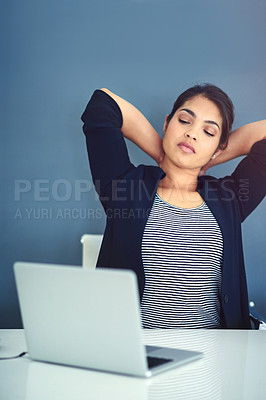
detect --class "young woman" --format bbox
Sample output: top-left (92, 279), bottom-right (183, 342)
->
top-left (81, 85), bottom-right (266, 329)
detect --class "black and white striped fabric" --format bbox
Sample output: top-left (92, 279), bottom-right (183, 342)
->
top-left (140, 194), bottom-right (224, 329)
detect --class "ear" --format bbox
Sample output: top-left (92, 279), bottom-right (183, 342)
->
top-left (212, 148), bottom-right (222, 160)
top-left (163, 115), bottom-right (169, 135)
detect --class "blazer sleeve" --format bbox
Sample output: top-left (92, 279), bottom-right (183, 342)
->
top-left (81, 90), bottom-right (134, 207)
top-left (223, 139), bottom-right (266, 222)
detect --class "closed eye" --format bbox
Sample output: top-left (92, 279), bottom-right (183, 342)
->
top-left (204, 130), bottom-right (215, 137)
top-left (179, 118), bottom-right (215, 137)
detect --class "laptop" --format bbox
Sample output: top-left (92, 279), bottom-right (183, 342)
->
top-left (14, 262), bottom-right (202, 377)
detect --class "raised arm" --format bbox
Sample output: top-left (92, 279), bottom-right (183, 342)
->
top-left (101, 89), bottom-right (164, 165)
top-left (202, 119), bottom-right (266, 221)
top-left (202, 119), bottom-right (266, 173)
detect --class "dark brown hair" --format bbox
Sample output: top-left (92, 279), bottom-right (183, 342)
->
top-left (167, 83), bottom-right (234, 149)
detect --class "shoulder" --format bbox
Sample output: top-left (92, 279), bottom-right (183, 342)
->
top-left (119, 164), bottom-right (165, 185)
top-left (134, 164), bottom-right (165, 180)
top-left (198, 140), bottom-right (266, 221)
top-left (250, 138), bottom-right (266, 156)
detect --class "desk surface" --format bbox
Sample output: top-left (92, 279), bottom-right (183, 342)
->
top-left (0, 329), bottom-right (265, 400)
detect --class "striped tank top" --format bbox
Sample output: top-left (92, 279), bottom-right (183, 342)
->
top-left (140, 194), bottom-right (224, 328)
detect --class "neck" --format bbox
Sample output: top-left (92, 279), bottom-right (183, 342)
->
top-left (160, 158), bottom-right (200, 192)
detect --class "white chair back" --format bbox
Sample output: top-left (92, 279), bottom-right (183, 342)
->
top-left (80, 234), bottom-right (103, 268)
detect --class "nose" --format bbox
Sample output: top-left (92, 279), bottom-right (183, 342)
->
top-left (185, 131), bottom-right (197, 141)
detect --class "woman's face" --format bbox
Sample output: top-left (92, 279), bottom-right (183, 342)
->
top-left (162, 95), bottom-right (223, 171)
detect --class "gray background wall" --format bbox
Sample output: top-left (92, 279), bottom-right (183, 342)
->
top-left (2, 0), bottom-right (266, 328)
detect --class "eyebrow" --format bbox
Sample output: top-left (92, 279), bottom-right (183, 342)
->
top-left (180, 108), bottom-right (220, 130)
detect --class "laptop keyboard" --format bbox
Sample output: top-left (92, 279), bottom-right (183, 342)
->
top-left (147, 356), bottom-right (173, 369)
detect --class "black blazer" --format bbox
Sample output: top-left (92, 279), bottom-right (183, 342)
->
top-left (82, 90), bottom-right (266, 329)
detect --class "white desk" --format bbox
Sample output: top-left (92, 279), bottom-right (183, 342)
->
top-left (0, 329), bottom-right (265, 400)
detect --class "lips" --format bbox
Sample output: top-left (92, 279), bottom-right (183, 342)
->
top-left (177, 142), bottom-right (195, 154)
